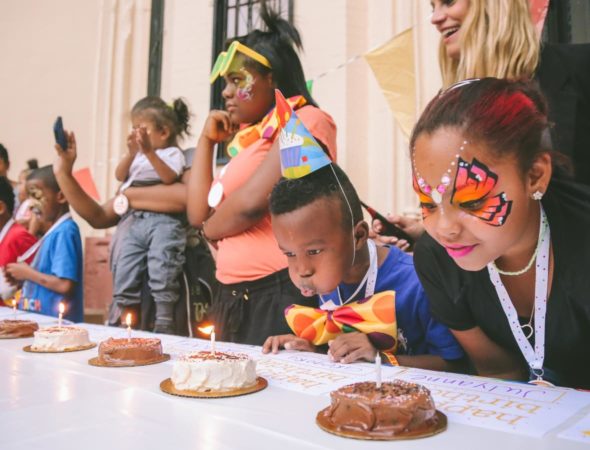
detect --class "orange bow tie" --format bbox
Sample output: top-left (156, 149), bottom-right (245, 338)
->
top-left (285, 291), bottom-right (398, 352)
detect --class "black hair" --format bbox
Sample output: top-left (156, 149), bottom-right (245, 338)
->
top-left (26, 159), bottom-right (39, 171)
top-left (0, 176), bottom-right (14, 214)
top-left (27, 165), bottom-right (60, 193)
top-left (131, 96), bottom-right (191, 146)
top-left (233, 0), bottom-right (318, 107)
top-left (269, 164), bottom-right (363, 231)
top-left (21, 159), bottom-right (39, 178)
top-left (0, 143), bottom-right (9, 167)
top-left (411, 77), bottom-right (572, 177)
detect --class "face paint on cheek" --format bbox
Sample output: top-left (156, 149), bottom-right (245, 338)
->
top-left (236, 68), bottom-right (255, 101)
top-left (28, 186), bottom-right (46, 205)
top-left (450, 157), bottom-right (513, 226)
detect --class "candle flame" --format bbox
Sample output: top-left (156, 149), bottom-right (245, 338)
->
top-left (198, 325), bottom-right (214, 336)
top-left (126, 313), bottom-right (132, 327)
top-left (58, 302), bottom-right (65, 314)
top-left (12, 299), bottom-right (17, 308)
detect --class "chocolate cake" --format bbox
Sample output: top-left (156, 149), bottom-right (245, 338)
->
top-left (97, 337), bottom-right (163, 366)
top-left (319, 380), bottom-right (439, 437)
top-left (0, 319), bottom-right (39, 338)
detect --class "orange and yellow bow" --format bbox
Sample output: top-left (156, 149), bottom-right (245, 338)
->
top-left (284, 291), bottom-right (398, 352)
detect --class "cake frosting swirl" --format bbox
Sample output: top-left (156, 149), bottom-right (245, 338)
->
top-left (171, 351), bottom-right (257, 391)
top-left (31, 326), bottom-right (91, 351)
top-left (98, 337), bottom-right (163, 365)
top-left (320, 380), bottom-right (437, 436)
top-left (0, 319), bottom-right (39, 338)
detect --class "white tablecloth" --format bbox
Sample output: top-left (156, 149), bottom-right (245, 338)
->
top-left (1, 309), bottom-right (589, 450)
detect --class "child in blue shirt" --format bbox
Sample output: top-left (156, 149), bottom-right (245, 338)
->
top-left (5, 165), bottom-right (83, 322)
top-left (262, 163), bottom-right (465, 371)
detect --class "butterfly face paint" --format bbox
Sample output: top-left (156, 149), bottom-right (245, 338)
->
top-left (235, 67), bottom-right (255, 101)
top-left (451, 157), bottom-right (513, 226)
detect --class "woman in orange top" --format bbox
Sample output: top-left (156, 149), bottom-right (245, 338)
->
top-left (188, 5), bottom-right (337, 345)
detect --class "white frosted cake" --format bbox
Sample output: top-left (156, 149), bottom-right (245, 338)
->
top-left (31, 326), bottom-right (91, 351)
top-left (171, 351), bottom-right (257, 391)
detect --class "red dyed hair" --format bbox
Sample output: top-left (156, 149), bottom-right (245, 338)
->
top-left (410, 78), bottom-right (554, 174)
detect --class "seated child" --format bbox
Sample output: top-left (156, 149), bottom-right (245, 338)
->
top-left (5, 166), bottom-right (83, 321)
top-left (262, 163), bottom-right (465, 371)
top-left (108, 96), bottom-right (189, 334)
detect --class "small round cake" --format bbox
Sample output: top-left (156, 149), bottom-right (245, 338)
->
top-left (318, 380), bottom-right (439, 438)
top-left (0, 319), bottom-right (39, 338)
top-left (31, 326), bottom-right (91, 351)
top-left (98, 337), bottom-right (163, 366)
top-left (171, 351), bottom-right (257, 392)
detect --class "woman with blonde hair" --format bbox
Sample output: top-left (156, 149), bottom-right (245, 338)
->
top-left (435, 0), bottom-right (539, 88)
top-left (431, 0), bottom-right (590, 185)
top-left (374, 0), bottom-right (590, 244)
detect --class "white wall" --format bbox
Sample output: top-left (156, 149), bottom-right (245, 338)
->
top-left (1, 0), bottom-right (443, 240)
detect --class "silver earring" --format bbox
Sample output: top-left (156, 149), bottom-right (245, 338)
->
top-left (532, 191), bottom-right (544, 201)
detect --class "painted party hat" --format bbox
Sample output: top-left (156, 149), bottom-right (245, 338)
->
top-left (275, 89), bottom-right (331, 179)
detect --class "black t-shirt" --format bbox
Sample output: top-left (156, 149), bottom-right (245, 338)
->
top-left (414, 177), bottom-right (590, 389)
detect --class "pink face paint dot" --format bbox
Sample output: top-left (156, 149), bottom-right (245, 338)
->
top-left (437, 184), bottom-right (446, 194)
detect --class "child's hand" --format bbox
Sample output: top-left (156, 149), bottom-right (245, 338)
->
top-left (328, 332), bottom-right (377, 364)
top-left (201, 110), bottom-right (237, 144)
top-left (53, 131), bottom-right (78, 176)
top-left (136, 126), bottom-right (153, 154)
top-left (5, 263), bottom-right (33, 283)
top-left (262, 334), bottom-right (316, 354)
top-left (127, 130), bottom-right (139, 155)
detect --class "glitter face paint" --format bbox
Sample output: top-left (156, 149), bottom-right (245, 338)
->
top-left (235, 68), bottom-right (255, 101)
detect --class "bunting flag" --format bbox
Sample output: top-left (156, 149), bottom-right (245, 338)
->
top-left (364, 28), bottom-right (415, 138)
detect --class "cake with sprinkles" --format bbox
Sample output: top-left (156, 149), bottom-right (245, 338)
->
top-left (98, 337), bottom-right (163, 366)
top-left (318, 380), bottom-right (439, 437)
top-left (171, 351), bottom-right (257, 392)
top-left (0, 319), bottom-right (38, 338)
top-left (31, 326), bottom-right (91, 351)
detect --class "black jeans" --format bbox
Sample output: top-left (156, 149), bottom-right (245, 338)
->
top-left (210, 268), bottom-right (316, 345)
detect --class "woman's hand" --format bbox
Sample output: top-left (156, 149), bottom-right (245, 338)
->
top-left (201, 110), bottom-right (237, 144)
top-left (328, 332), bottom-right (378, 364)
top-left (371, 214), bottom-right (424, 250)
top-left (261, 334), bottom-right (316, 354)
top-left (53, 131), bottom-right (78, 177)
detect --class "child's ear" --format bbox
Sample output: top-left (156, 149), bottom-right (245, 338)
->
top-left (0, 200), bottom-right (6, 216)
top-left (56, 190), bottom-right (68, 205)
top-left (527, 152), bottom-right (552, 198)
top-left (353, 221), bottom-right (369, 251)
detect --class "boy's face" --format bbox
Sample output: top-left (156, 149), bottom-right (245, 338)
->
top-left (272, 197), bottom-right (355, 297)
top-left (26, 179), bottom-right (63, 224)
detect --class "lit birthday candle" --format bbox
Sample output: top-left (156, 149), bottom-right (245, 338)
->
top-left (198, 325), bottom-right (216, 355)
top-left (126, 313), bottom-right (132, 341)
top-left (58, 302), bottom-right (65, 328)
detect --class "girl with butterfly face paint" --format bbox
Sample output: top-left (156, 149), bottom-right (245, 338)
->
top-left (411, 78), bottom-right (590, 389)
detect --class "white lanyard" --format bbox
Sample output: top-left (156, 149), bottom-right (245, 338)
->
top-left (17, 213), bottom-right (72, 263)
top-left (0, 218), bottom-right (15, 245)
top-left (321, 239), bottom-right (379, 307)
top-left (487, 206), bottom-right (550, 382)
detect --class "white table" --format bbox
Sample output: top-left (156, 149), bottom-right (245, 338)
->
top-left (1, 309), bottom-right (589, 450)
